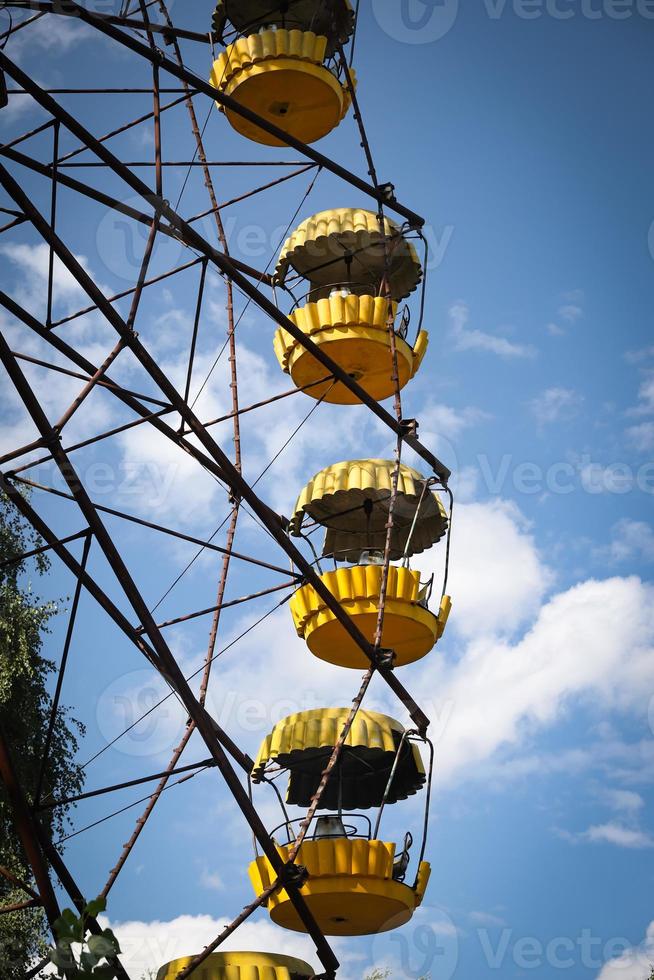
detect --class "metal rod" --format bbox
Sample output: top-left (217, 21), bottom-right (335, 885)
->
top-left (172, 879), bottom-right (282, 980)
top-left (0, 864), bottom-right (40, 901)
top-left (0, 529), bottom-right (88, 569)
top-left (0, 725), bottom-right (71, 975)
top-left (49, 255), bottom-right (203, 328)
top-left (0, 898), bottom-right (41, 914)
top-left (34, 532), bottom-right (92, 807)
top-left (53, 338), bottom-right (127, 432)
top-left (0, 145), bottom-right (276, 289)
top-left (5, 2), bottom-right (211, 42)
top-left (38, 756), bottom-right (217, 810)
top-left (12, 475), bottom-right (297, 579)
top-left (140, 578), bottom-right (296, 632)
top-left (9, 349), bottom-right (171, 407)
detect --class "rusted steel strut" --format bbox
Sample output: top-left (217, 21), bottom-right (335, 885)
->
top-left (0, 339), bottom-right (339, 974)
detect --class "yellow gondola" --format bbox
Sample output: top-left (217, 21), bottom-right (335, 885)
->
top-left (289, 458), bottom-right (448, 561)
top-left (272, 209), bottom-right (428, 402)
top-left (290, 565), bottom-right (451, 668)
top-left (209, 3), bottom-right (355, 146)
top-left (251, 708), bottom-right (425, 809)
top-left (248, 708), bottom-right (432, 936)
top-left (156, 952), bottom-right (315, 979)
top-left (249, 837), bottom-right (431, 936)
top-left (211, 1), bottom-right (355, 55)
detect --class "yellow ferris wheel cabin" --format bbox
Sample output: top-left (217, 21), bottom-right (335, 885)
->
top-left (288, 459), bottom-right (450, 666)
top-left (156, 951), bottom-right (315, 979)
top-left (273, 209), bottom-right (429, 403)
top-left (251, 707), bottom-right (426, 809)
top-left (248, 708), bottom-right (432, 936)
top-left (209, 1), bottom-right (355, 145)
top-left (249, 836), bottom-right (431, 936)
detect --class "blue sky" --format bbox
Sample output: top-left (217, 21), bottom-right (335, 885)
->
top-left (1, 1), bottom-right (653, 978)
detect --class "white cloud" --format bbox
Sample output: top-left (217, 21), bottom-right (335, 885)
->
top-left (558, 303), bottom-right (583, 323)
top-left (418, 402), bottom-right (490, 441)
top-left (581, 823), bottom-right (653, 848)
top-left (546, 291), bottom-right (584, 335)
top-left (603, 788), bottom-right (645, 813)
top-left (596, 921), bottom-right (654, 980)
top-left (86, 913), bottom-right (361, 980)
top-left (630, 375), bottom-right (654, 416)
top-left (5, 11), bottom-right (94, 57)
top-left (412, 566), bottom-right (654, 784)
top-left (624, 345), bottom-right (654, 365)
top-left (199, 869), bottom-right (224, 891)
top-left (448, 302), bottom-right (537, 359)
top-left (0, 242), bottom-right (90, 301)
top-left (207, 497), bottom-right (651, 792)
top-left (606, 520), bottom-right (654, 564)
top-left (625, 421), bottom-right (654, 452)
top-left (555, 822), bottom-right (653, 848)
top-left (529, 386), bottom-right (583, 424)
top-left (469, 911), bottom-right (507, 927)
top-left (417, 499), bottom-right (552, 641)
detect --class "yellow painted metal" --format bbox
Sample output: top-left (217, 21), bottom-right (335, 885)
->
top-left (290, 565), bottom-right (450, 668)
top-left (414, 860), bottom-right (432, 906)
top-left (290, 458), bottom-right (448, 560)
top-left (249, 838), bottom-right (431, 935)
top-left (251, 707), bottom-right (425, 809)
top-left (156, 952), bottom-right (315, 979)
top-left (209, 31), bottom-right (352, 146)
top-left (212, 1), bottom-right (355, 57)
top-left (273, 293), bottom-right (429, 403)
top-left (274, 208), bottom-right (422, 301)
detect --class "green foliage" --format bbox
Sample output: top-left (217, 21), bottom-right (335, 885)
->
top-left (50, 896), bottom-right (121, 978)
top-left (0, 491), bottom-right (85, 978)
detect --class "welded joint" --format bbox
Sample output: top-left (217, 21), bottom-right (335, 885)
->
top-left (373, 647), bottom-right (396, 669)
top-left (400, 417), bottom-right (418, 438)
top-left (280, 861), bottom-right (309, 889)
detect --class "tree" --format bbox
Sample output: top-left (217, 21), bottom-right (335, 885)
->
top-left (0, 491), bottom-right (85, 978)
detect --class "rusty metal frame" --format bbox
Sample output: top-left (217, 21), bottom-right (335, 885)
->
top-left (0, 5), bottom-right (444, 976)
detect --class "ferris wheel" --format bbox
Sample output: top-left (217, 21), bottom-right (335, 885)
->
top-left (0, 2), bottom-right (454, 978)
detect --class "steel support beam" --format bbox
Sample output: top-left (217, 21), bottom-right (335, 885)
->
top-left (0, 341), bottom-right (339, 974)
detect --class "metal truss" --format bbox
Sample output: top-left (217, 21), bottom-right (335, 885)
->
top-left (0, 3), bottom-right (450, 976)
